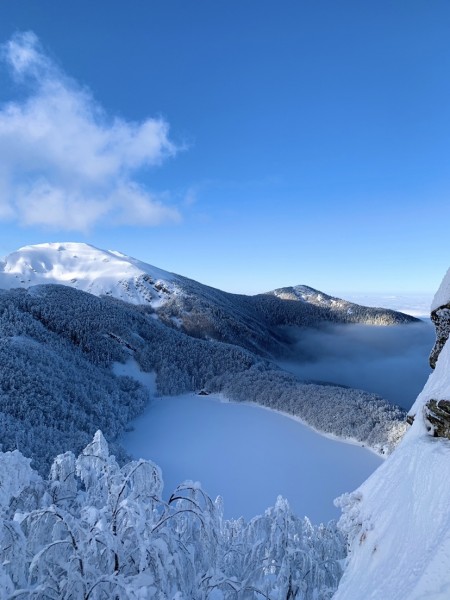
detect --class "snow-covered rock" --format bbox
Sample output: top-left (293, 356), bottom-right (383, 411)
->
top-left (431, 267), bottom-right (450, 312)
top-left (333, 270), bottom-right (450, 600)
top-left (427, 271), bottom-right (450, 369)
top-left (0, 242), bottom-right (178, 307)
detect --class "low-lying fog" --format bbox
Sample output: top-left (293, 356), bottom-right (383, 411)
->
top-left (278, 322), bottom-right (435, 410)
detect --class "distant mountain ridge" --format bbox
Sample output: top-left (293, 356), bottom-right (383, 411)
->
top-left (0, 242), bottom-right (418, 358)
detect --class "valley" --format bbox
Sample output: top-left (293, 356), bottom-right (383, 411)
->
top-left (278, 321), bottom-right (434, 410)
top-left (0, 242), bottom-right (437, 598)
top-left (0, 242), bottom-right (414, 474)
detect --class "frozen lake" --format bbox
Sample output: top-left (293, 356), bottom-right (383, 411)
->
top-left (122, 393), bottom-right (382, 523)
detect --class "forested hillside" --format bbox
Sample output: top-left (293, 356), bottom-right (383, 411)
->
top-left (0, 284), bottom-right (407, 473)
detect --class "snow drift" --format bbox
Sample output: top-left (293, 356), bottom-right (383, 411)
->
top-left (333, 270), bottom-right (450, 599)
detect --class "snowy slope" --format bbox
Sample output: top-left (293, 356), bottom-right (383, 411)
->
top-left (431, 266), bottom-right (450, 311)
top-left (333, 279), bottom-right (450, 599)
top-left (0, 242), bottom-right (177, 307)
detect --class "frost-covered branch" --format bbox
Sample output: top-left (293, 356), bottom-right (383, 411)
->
top-left (0, 434), bottom-right (346, 599)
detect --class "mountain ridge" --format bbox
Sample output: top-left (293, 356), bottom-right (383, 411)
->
top-left (0, 242), bottom-right (419, 359)
top-left (0, 241), bottom-right (419, 317)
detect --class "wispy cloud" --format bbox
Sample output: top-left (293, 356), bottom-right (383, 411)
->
top-left (0, 31), bottom-right (181, 231)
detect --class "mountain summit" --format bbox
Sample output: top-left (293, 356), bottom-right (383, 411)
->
top-left (0, 242), bottom-right (177, 307)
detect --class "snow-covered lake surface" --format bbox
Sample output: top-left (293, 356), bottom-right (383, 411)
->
top-left (122, 393), bottom-right (382, 523)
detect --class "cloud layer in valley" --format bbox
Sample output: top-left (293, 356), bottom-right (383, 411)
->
top-left (279, 322), bottom-right (435, 410)
top-left (0, 32), bottom-right (181, 231)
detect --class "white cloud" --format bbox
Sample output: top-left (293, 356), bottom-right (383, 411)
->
top-left (0, 31), bottom-right (181, 231)
top-left (4, 31), bottom-right (50, 78)
top-left (108, 182), bottom-right (181, 227)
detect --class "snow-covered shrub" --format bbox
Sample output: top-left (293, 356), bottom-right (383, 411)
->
top-left (0, 433), bottom-right (346, 600)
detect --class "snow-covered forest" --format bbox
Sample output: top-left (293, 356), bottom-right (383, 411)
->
top-left (0, 283), bottom-right (408, 473)
top-left (0, 432), bottom-right (346, 599)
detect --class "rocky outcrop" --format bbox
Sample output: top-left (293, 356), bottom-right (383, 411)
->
top-left (407, 305), bottom-right (450, 427)
top-left (424, 301), bottom-right (450, 437)
top-left (406, 413), bottom-right (415, 425)
top-left (430, 305), bottom-right (450, 368)
top-left (424, 399), bottom-right (450, 438)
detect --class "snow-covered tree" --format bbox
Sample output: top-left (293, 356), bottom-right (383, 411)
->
top-left (0, 433), bottom-right (346, 599)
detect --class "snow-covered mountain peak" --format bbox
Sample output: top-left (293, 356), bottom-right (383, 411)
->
top-left (270, 284), bottom-right (351, 310)
top-left (0, 242), bottom-right (177, 306)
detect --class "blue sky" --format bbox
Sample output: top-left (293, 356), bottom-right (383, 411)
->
top-left (0, 1), bottom-right (449, 296)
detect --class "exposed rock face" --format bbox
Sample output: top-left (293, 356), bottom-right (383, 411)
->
top-left (429, 305), bottom-right (450, 369)
top-left (406, 413), bottom-right (415, 426)
top-left (424, 399), bottom-right (450, 438)
top-left (408, 305), bottom-right (450, 429)
top-left (406, 279), bottom-right (450, 426)
top-left (424, 300), bottom-right (450, 437)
